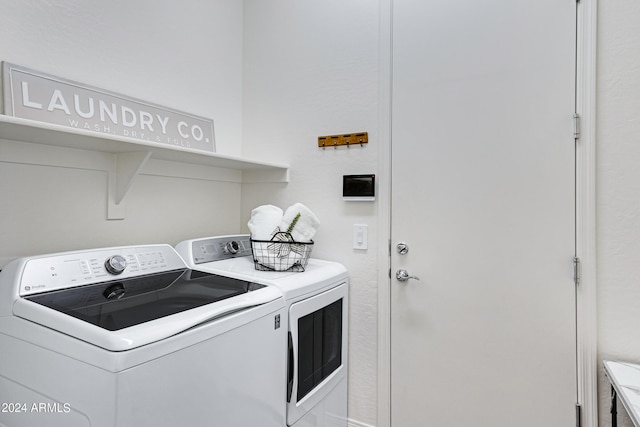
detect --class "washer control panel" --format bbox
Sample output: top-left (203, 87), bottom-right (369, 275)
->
top-left (19, 245), bottom-right (186, 296)
top-left (191, 235), bottom-right (252, 264)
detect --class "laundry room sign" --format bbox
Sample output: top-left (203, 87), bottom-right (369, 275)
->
top-left (1, 62), bottom-right (215, 153)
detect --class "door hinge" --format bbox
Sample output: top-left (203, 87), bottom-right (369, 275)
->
top-left (573, 257), bottom-right (581, 286)
top-left (576, 403), bottom-right (582, 427)
top-left (573, 113), bottom-right (581, 139)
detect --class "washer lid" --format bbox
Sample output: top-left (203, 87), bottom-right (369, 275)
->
top-left (24, 269), bottom-right (266, 331)
top-left (14, 269), bottom-right (283, 351)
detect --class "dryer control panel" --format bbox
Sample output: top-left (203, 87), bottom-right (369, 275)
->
top-left (190, 235), bottom-right (253, 264)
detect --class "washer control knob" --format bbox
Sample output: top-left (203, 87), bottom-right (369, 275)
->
top-left (225, 241), bottom-right (240, 255)
top-left (105, 255), bottom-right (127, 275)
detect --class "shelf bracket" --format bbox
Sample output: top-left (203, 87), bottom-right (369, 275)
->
top-left (107, 151), bottom-right (152, 220)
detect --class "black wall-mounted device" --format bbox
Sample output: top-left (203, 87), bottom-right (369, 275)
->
top-left (343, 174), bottom-right (375, 201)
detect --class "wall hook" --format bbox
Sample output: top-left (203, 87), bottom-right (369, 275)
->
top-left (317, 132), bottom-right (368, 149)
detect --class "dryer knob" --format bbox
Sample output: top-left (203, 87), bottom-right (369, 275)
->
top-left (225, 241), bottom-right (240, 255)
top-left (105, 255), bottom-right (127, 275)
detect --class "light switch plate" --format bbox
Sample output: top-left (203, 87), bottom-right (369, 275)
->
top-left (353, 224), bottom-right (368, 250)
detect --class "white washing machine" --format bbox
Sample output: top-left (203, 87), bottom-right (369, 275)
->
top-left (0, 244), bottom-right (287, 427)
top-left (176, 234), bottom-right (349, 427)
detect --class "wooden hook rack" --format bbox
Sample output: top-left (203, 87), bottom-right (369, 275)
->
top-left (318, 132), bottom-right (368, 149)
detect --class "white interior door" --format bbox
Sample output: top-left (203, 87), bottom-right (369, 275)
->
top-left (390, 1), bottom-right (577, 426)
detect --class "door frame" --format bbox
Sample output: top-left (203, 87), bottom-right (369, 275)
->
top-left (375, 0), bottom-right (599, 426)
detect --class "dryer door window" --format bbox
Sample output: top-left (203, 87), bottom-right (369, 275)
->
top-left (297, 298), bottom-right (343, 400)
top-left (287, 281), bottom-right (348, 427)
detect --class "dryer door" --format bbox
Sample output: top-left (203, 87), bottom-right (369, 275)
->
top-left (287, 282), bottom-right (348, 425)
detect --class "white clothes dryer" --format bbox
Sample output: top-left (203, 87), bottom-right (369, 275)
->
top-left (176, 234), bottom-right (349, 427)
top-left (0, 244), bottom-right (286, 427)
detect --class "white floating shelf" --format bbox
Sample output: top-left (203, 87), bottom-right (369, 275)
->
top-left (0, 115), bottom-right (289, 220)
top-left (0, 115), bottom-right (289, 174)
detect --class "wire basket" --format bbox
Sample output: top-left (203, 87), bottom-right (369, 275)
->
top-left (250, 232), bottom-right (314, 272)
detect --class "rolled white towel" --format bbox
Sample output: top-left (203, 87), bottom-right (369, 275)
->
top-left (248, 205), bottom-right (283, 240)
top-left (278, 203), bottom-right (320, 243)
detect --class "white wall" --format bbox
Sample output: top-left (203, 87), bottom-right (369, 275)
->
top-left (0, 0), bottom-right (245, 265)
top-left (241, 1), bottom-right (380, 425)
top-left (597, 1), bottom-right (640, 426)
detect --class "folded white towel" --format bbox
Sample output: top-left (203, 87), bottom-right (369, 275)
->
top-left (278, 203), bottom-right (320, 243)
top-left (248, 205), bottom-right (283, 240)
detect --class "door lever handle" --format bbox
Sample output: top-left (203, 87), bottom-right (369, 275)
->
top-left (396, 269), bottom-right (420, 283)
